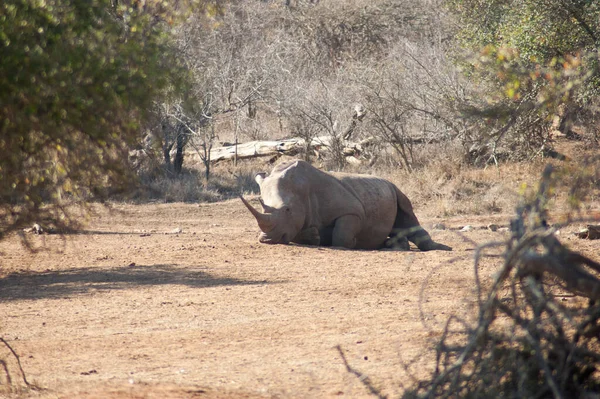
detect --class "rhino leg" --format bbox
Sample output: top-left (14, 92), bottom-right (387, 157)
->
top-left (383, 235), bottom-right (410, 251)
top-left (331, 215), bottom-right (361, 249)
top-left (409, 228), bottom-right (452, 251)
top-left (292, 225), bottom-right (336, 246)
top-left (318, 225), bottom-right (334, 246)
top-left (293, 226), bottom-right (321, 246)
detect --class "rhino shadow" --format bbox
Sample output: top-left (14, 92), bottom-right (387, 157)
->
top-left (0, 264), bottom-right (277, 301)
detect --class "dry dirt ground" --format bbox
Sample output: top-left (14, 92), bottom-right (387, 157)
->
top-left (1, 199), bottom-right (598, 398)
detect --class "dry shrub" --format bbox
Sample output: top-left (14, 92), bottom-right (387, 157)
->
top-left (376, 146), bottom-right (546, 218)
top-left (403, 165), bottom-right (600, 399)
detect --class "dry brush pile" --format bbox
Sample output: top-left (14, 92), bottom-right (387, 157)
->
top-left (403, 165), bottom-right (600, 398)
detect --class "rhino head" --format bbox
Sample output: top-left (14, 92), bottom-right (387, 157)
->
top-left (240, 165), bottom-right (308, 245)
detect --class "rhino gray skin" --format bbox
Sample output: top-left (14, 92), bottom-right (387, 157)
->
top-left (240, 160), bottom-right (451, 251)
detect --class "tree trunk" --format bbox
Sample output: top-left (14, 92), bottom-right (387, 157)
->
top-left (163, 145), bottom-right (172, 170)
top-left (174, 131), bottom-right (185, 175)
top-left (234, 112), bottom-right (240, 167)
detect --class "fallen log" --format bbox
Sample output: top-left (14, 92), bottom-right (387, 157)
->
top-left (183, 136), bottom-right (374, 164)
top-left (211, 138), bottom-right (304, 162)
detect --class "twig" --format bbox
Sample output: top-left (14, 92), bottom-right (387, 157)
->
top-left (0, 337), bottom-right (30, 387)
top-left (0, 359), bottom-right (11, 385)
top-left (335, 345), bottom-right (387, 399)
top-left (525, 330), bottom-right (563, 399)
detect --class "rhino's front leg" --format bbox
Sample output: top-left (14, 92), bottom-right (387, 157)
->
top-left (384, 235), bottom-right (410, 251)
top-left (293, 226), bottom-right (321, 246)
top-left (332, 215), bottom-right (361, 249)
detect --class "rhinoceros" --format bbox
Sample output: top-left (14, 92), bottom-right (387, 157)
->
top-left (240, 159), bottom-right (451, 251)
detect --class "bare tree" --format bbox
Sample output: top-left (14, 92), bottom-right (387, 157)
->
top-left (141, 0), bottom-right (475, 175)
top-left (150, 2), bottom-right (275, 179)
top-left (281, 77), bottom-right (366, 169)
top-left (357, 16), bottom-right (470, 171)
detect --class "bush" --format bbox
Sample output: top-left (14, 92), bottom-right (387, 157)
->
top-left (0, 0), bottom-right (187, 238)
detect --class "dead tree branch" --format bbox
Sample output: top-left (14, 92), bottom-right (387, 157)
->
top-left (336, 345), bottom-right (387, 399)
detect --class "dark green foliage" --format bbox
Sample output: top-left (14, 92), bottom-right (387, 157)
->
top-left (447, 0), bottom-right (600, 60)
top-left (0, 0), bottom-right (186, 238)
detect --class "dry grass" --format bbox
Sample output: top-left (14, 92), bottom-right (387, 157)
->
top-left (358, 142), bottom-right (549, 218)
top-left (125, 158), bottom-right (268, 204)
top-left (396, 162), bottom-right (545, 217)
top-left (129, 152), bottom-right (521, 216)
top-left (127, 138), bottom-right (599, 227)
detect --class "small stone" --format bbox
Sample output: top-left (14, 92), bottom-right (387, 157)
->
top-left (170, 227), bottom-right (183, 234)
top-left (460, 225), bottom-right (473, 232)
top-left (487, 224), bottom-right (499, 232)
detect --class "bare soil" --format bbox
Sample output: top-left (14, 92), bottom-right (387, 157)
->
top-left (1, 199), bottom-right (597, 398)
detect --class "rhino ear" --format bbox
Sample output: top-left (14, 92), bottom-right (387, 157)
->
top-left (255, 172), bottom-right (267, 186)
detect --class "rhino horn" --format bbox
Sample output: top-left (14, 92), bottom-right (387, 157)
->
top-left (239, 195), bottom-right (276, 232)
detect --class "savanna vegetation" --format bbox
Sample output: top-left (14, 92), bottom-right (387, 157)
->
top-left (3, 0), bottom-right (600, 223)
top-left (2, 0), bottom-right (600, 397)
